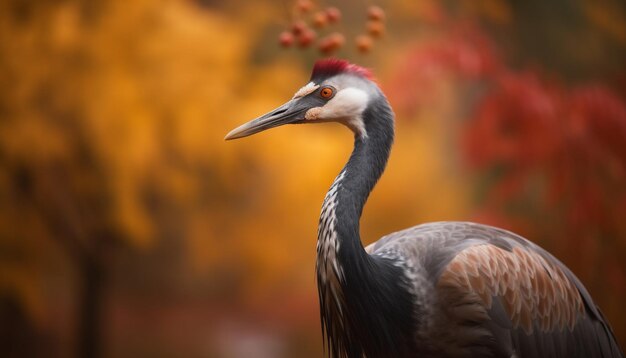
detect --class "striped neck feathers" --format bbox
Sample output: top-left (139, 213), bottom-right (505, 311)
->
top-left (316, 95), bottom-right (417, 357)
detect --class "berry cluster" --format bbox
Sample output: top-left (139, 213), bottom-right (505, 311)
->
top-left (278, 0), bottom-right (386, 55)
top-left (356, 5), bottom-right (386, 54)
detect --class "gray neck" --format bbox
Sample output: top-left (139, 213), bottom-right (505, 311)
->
top-left (317, 95), bottom-right (394, 281)
top-left (316, 95), bottom-right (411, 357)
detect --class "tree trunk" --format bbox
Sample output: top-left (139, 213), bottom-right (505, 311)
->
top-left (77, 256), bottom-right (104, 358)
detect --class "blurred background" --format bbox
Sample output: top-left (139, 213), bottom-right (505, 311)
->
top-left (1, 0), bottom-right (625, 357)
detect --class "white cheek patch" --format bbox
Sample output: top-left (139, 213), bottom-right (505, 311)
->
top-left (318, 88), bottom-right (369, 119)
top-left (293, 82), bottom-right (319, 98)
top-left (305, 107), bottom-right (322, 120)
top-left (317, 88), bottom-right (369, 137)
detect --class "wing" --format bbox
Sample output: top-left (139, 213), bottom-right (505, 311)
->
top-left (366, 221), bottom-right (624, 358)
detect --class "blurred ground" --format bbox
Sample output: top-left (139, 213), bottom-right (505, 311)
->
top-left (0, 0), bottom-right (625, 357)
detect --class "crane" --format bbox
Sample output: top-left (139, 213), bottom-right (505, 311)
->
top-left (225, 59), bottom-right (624, 358)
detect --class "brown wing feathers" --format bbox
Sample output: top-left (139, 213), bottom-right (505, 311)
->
top-left (437, 244), bottom-right (585, 334)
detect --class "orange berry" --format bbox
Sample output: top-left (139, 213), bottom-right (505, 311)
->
top-left (279, 31), bottom-right (294, 47)
top-left (313, 11), bottom-right (328, 28)
top-left (291, 20), bottom-right (307, 35)
top-left (356, 35), bottom-right (373, 53)
top-left (296, 0), bottom-right (314, 13)
top-left (318, 41), bottom-right (335, 55)
top-left (367, 5), bottom-right (385, 21)
top-left (328, 32), bottom-right (345, 47)
top-left (298, 28), bottom-right (317, 48)
top-left (325, 7), bottom-right (341, 23)
top-left (318, 32), bottom-right (344, 55)
top-left (367, 21), bottom-right (385, 38)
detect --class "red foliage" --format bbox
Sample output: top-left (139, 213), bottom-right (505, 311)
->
top-left (387, 21), bottom-right (626, 243)
top-left (463, 72), bottom-right (561, 170)
top-left (386, 24), bottom-right (500, 116)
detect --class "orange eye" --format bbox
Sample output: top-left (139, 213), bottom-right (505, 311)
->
top-left (320, 87), bottom-right (334, 98)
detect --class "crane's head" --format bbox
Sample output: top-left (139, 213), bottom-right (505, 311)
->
top-left (225, 59), bottom-right (386, 140)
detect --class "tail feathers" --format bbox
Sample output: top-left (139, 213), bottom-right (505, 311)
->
top-left (594, 306), bottom-right (624, 358)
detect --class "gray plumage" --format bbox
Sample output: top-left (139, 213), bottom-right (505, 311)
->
top-left (366, 221), bottom-right (623, 357)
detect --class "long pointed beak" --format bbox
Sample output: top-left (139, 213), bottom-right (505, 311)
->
top-left (225, 99), bottom-right (306, 140)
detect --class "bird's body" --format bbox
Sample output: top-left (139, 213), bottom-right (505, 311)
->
top-left (226, 59), bottom-right (624, 358)
top-left (354, 221), bottom-right (617, 357)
